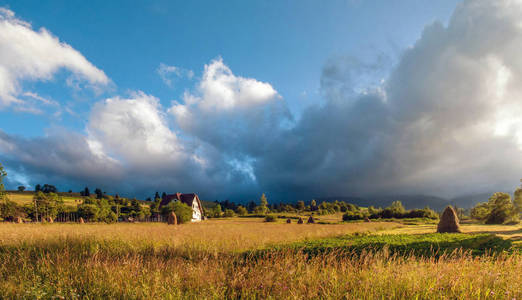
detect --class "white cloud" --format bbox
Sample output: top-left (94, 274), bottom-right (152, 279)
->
top-left (170, 58), bottom-right (290, 157)
top-left (157, 63), bottom-right (194, 87)
top-left (0, 8), bottom-right (109, 111)
top-left (88, 91), bottom-right (182, 165)
top-left (188, 57), bottom-right (279, 110)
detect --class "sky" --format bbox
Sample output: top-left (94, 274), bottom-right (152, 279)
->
top-left (2, 0), bottom-right (522, 202)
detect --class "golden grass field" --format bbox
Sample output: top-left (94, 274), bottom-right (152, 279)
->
top-left (0, 218), bottom-right (521, 299)
top-left (6, 192), bottom-right (82, 207)
top-left (0, 218), bottom-right (400, 252)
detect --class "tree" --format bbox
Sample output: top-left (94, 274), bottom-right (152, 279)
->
top-left (224, 209), bottom-right (236, 217)
top-left (310, 199), bottom-right (317, 211)
top-left (390, 201), bottom-right (406, 214)
top-left (247, 200), bottom-right (256, 212)
top-left (296, 201), bottom-right (305, 211)
top-left (83, 187), bottom-right (90, 197)
top-left (236, 205), bottom-right (248, 216)
top-left (32, 191), bottom-right (64, 221)
top-left (0, 163), bottom-right (6, 201)
top-left (35, 184), bottom-right (41, 193)
top-left (78, 204), bottom-right (100, 221)
top-left (94, 188), bottom-right (103, 199)
top-left (470, 202), bottom-right (490, 221)
top-left (17, 186), bottom-right (25, 192)
top-left (485, 192), bottom-right (516, 224)
top-left (161, 201), bottom-right (192, 223)
top-left (255, 193), bottom-right (269, 214)
top-left (0, 164), bottom-right (23, 221)
top-left (41, 184), bottom-right (57, 193)
top-left (514, 187), bottom-right (522, 215)
top-left (210, 204), bottom-right (223, 217)
top-left (260, 193), bottom-right (268, 207)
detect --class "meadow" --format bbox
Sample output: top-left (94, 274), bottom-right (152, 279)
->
top-left (1, 218), bottom-right (521, 299)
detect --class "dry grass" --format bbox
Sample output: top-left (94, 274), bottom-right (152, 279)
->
top-left (0, 219), bottom-right (521, 299)
top-left (6, 192), bottom-right (81, 207)
top-left (0, 218), bottom-right (399, 253)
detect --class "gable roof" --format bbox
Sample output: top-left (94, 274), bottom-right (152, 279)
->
top-left (160, 193), bottom-right (205, 215)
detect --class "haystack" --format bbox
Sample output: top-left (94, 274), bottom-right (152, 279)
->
top-left (437, 206), bottom-right (461, 233)
top-left (78, 217), bottom-right (85, 224)
top-left (307, 216), bottom-right (315, 224)
top-left (297, 217), bottom-right (304, 224)
top-left (286, 218), bottom-right (291, 224)
top-left (47, 217), bottom-right (54, 223)
top-left (364, 217), bottom-right (371, 222)
top-left (167, 212), bottom-right (177, 225)
top-left (15, 217), bottom-right (22, 224)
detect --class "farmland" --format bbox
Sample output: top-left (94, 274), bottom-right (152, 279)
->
top-left (1, 218), bottom-right (521, 299)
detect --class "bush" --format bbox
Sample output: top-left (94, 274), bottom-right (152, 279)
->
top-left (235, 206), bottom-right (248, 216)
top-left (264, 215), bottom-right (277, 222)
top-left (224, 209), bottom-right (236, 218)
top-left (342, 211), bottom-right (365, 221)
top-left (161, 201), bottom-right (193, 223)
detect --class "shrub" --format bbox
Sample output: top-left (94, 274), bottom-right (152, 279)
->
top-left (264, 215), bottom-right (277, 222)
top-left (224, 209), bottom-right (236, 218)
top-left (236, 206), bottom-right (248, 216)
top-left (342, 211), bottom-right (365, 221)
top-left (161, 201), bottom-right (193, 223)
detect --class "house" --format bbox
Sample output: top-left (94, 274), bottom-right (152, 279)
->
top-left (160, 193), bottom-right (205, 222)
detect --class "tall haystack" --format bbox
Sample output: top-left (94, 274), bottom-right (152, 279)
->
top-left (78, 217), bottom-right (85, 224)
top-left (286, 218), bottom-right (292, 224)
top-left (297, 217), bottom-right (304, 224)
top-left (15, 217), bottom-right (22, 224)
top-left (47, 217), bottom-right (54, 223)
top-left (437, 206), bottom-right (461, 233)
top-left (168, 212), bottom-right (177, 225)
top-left (307, 216), bottom-right (315, 224)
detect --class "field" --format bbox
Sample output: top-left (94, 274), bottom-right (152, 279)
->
top-left (6, 191), bottom-right (83, 207)
top-left (1, 218), bottom-right (521, 299)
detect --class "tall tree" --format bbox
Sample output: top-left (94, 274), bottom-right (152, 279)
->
top-left (255, 193), bottom-right (269, 214)
top-left (94, 188), bottom-right (103, 199)
top-left (0, 163), bottom-right (6, 202)
top-left (0, 164), bottom-right (21, 221)
top-left (310, 199), bottom-right (317, 211)
top-left (514, 187), bottom-right (522, 215)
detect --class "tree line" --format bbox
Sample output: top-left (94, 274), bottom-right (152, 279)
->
top-left (2, 162), bottom-right (522, 224)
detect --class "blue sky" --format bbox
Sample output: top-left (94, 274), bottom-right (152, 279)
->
top-left (3, 0), bottom-right (522, 202)
top-left (0, 0), bottom-right (458, 136)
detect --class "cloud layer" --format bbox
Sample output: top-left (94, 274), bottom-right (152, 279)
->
top-left (3, 0), bottom-right (522, 201)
